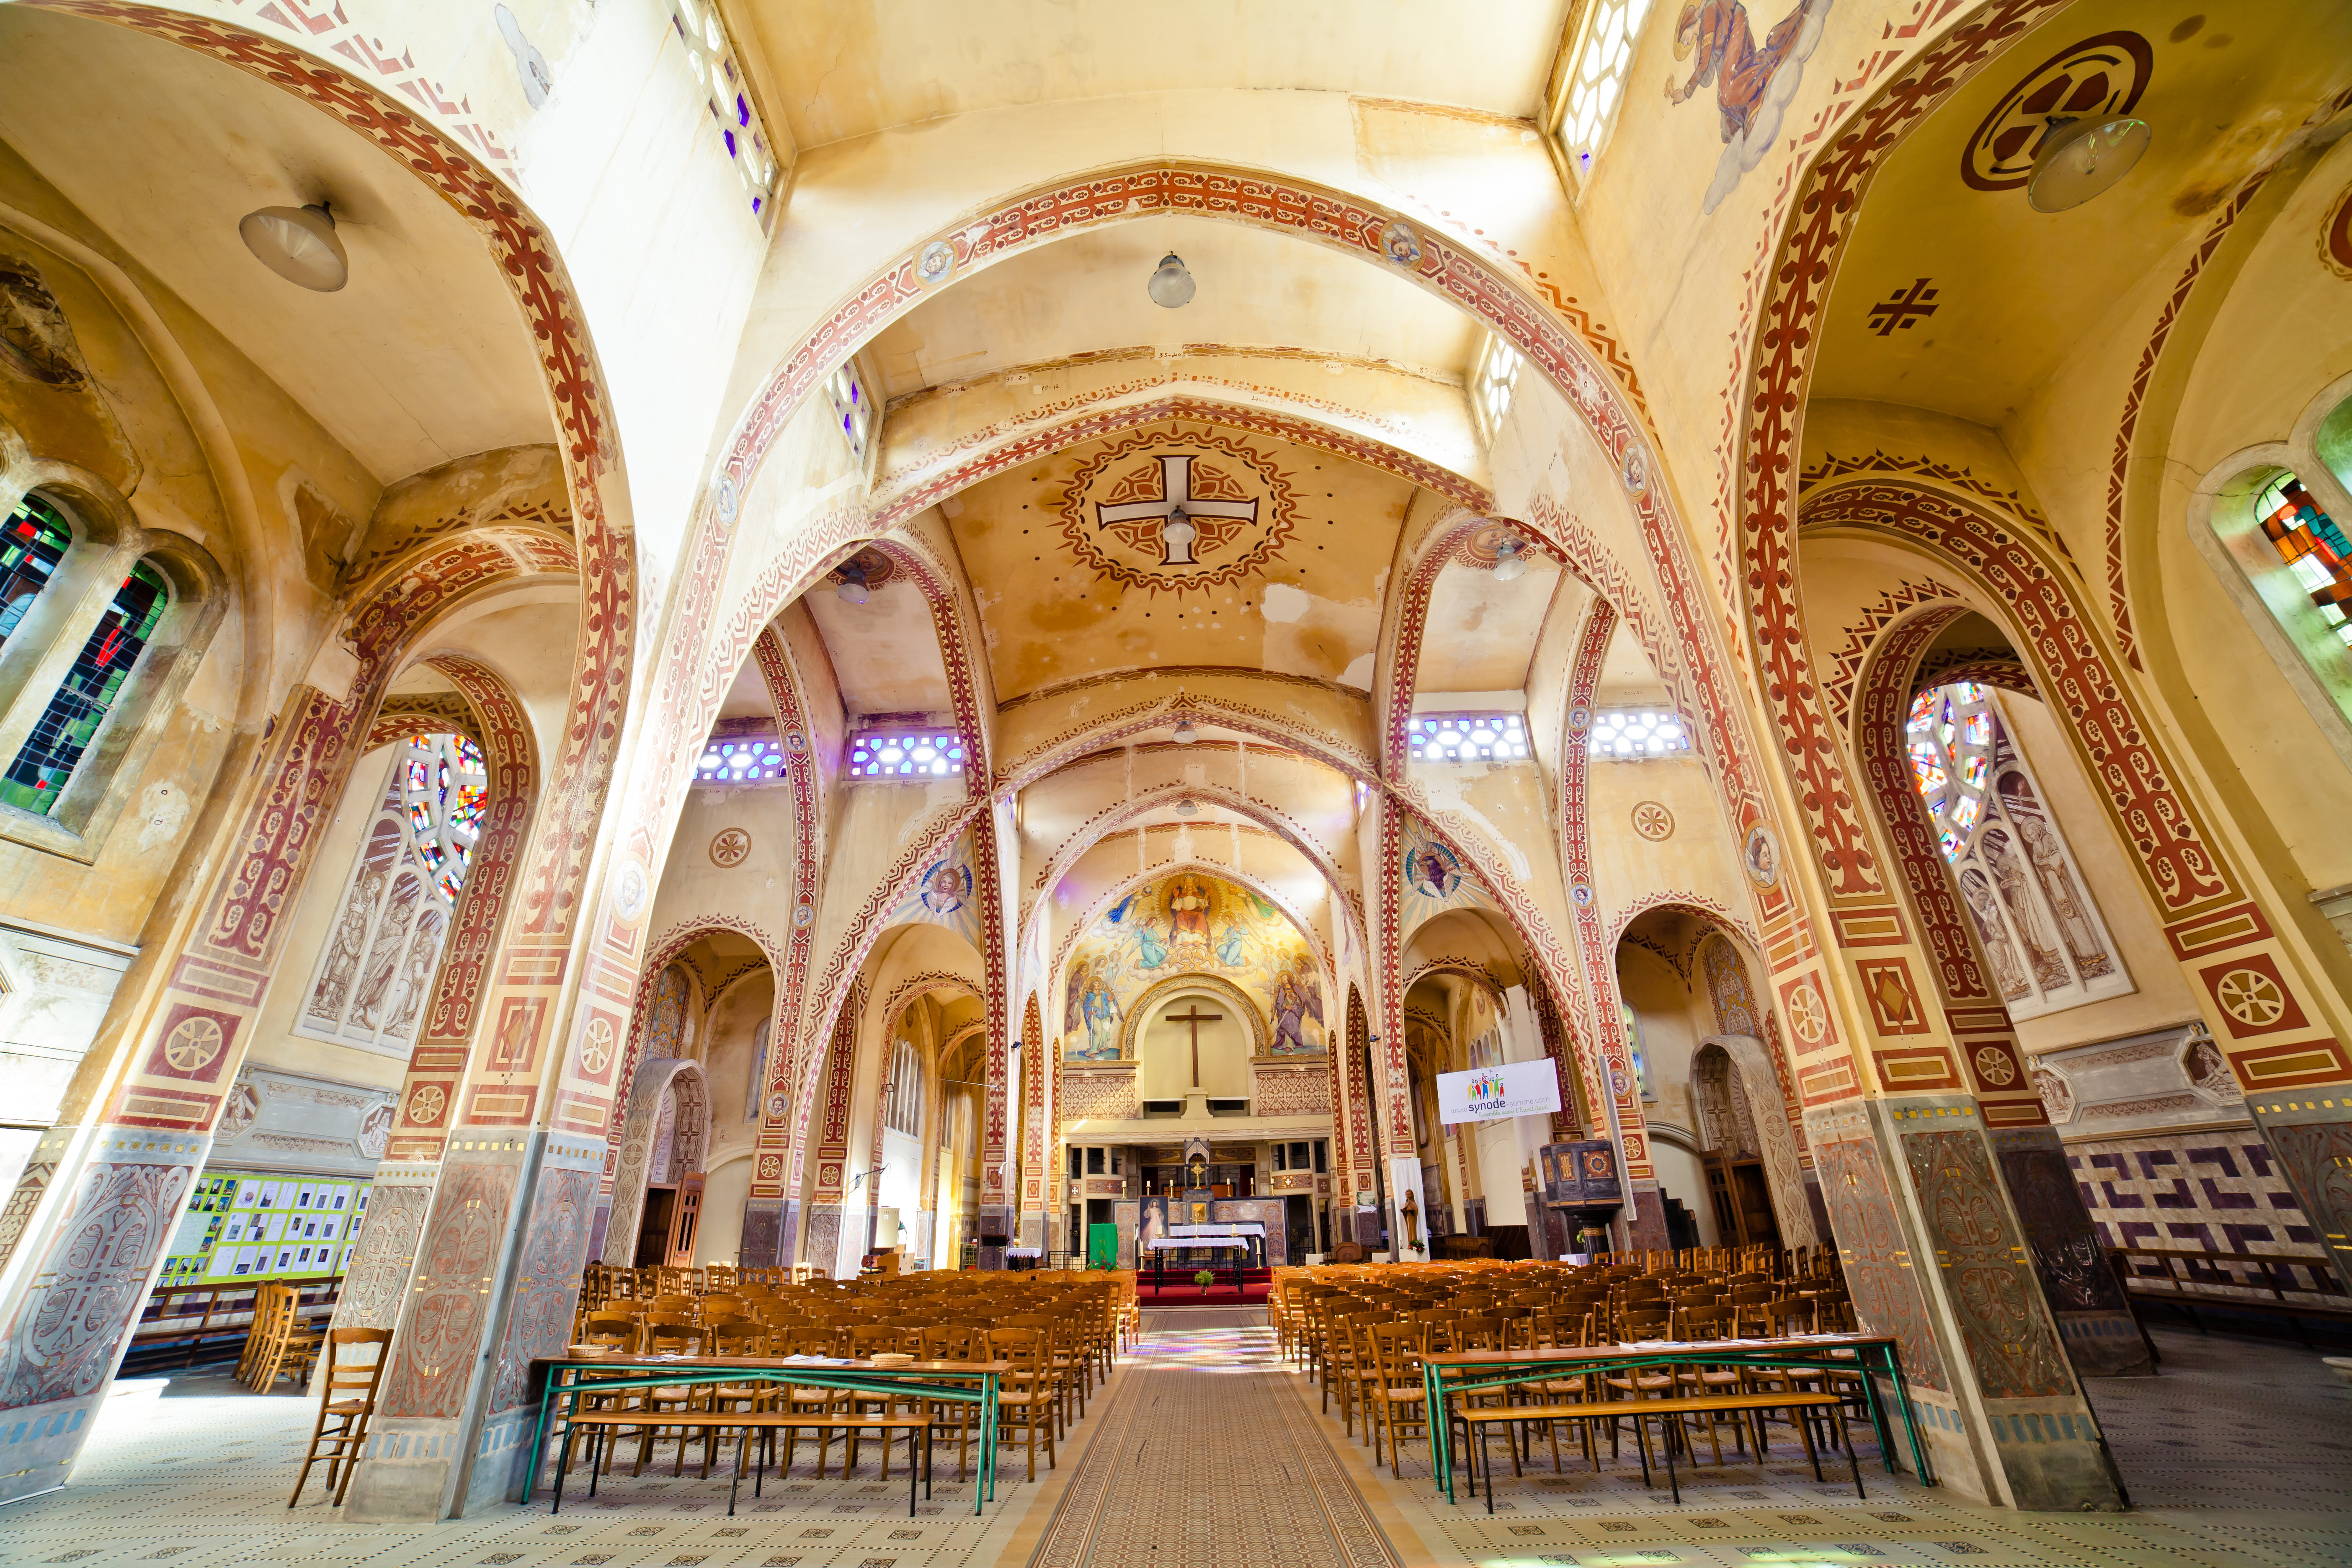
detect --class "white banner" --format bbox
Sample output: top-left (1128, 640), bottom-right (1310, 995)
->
top-left (1436, 1057), bottom-right (1562, 1125)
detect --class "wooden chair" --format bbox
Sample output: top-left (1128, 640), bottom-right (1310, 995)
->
top-left (1364, 1322), bottom-right (1429, 1475)
top-left (287, 1327), bottom-right (391, 1506)
top-left (632, 1320), bottom-right (707, 1475)
top-left (990, 1326), bottom-right (1058, 1481)
top-left (245, 1283), bottom-right (326, 1393)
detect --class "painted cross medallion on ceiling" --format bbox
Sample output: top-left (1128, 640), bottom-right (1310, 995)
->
top-left (1062, 427), bottom-right (1297, 593)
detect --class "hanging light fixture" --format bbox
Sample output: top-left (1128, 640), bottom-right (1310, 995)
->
top-left (1173, 796), bottom-right (1199, 818)
top-left (836, 559), bottom-right (871, 605)
top-left (1493, 536), bottom-right (1529, 583)
top-left (1161, 503), bottom-right (1197, 554)
top-left (1171, 717), bottom-right (1198, 745)
top-left (239, 202), bottom-right (348, 292)
top-left (1147, 252), bottom-right (1196, 309)
top-left (2026, 114), bottom-right (2151, 213)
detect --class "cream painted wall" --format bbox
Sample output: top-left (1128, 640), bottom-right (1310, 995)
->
top-left (1136, 989), bottom-right (1251, 1101)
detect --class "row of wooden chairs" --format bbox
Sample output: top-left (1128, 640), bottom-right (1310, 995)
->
top-left (559, 1272), bottom-right (1131, 1487)
top-left (237, 1282), bottom-right (325, 1392)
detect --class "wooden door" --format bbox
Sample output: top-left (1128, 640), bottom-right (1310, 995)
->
top-left (665, 1173), bottom-right (704, 1266)
top-left (1730, 1162), bottom-right (1780, 1249)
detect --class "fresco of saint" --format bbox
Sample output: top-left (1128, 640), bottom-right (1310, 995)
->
top-left (1271, 956), bottom-right (1325, 1055)
top-left (1166, 872), bottom-right (1213, 949)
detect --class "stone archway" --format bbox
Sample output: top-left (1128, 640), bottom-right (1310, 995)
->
top-left (598, 1057), bottom-right (711, 1266)
top-left (1694, 1034), bottom-right (1816, 1249)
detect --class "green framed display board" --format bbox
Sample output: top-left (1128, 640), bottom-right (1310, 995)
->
top-left (156, 1171), bottom-right (371, 1286)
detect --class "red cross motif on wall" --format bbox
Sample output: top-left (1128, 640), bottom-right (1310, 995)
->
top-left (1868, 279), bottom-right (1940, 337)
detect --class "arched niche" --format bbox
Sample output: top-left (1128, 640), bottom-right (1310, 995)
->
top-left (1121, 974), bottom-right (1263, 1101)
top-left (1691, 1033), bottom-right (1813, 1250)
top-left (599, 1057), bottom-right (711, 1268)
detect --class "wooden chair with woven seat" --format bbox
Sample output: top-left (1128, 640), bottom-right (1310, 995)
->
top-left (1362, 1321), bottom-right (1431, 1476)
top-left (918, 1323), bottom-right (989, 1482)
top-left (693, 1321), bottom-right (771, 1478)
top-left (631, 1318), bottom-right (707, 1476)
top-left (288, 1327), bottom-right (392, 1506)
top-left (248, 1282), bottom-right (327, 1393)
top-left (235, 1282), bottom-right (286, 1389)
top-left (989, 1326), bottom-right (1058, 1481)
top-left (1666, 1302), bottom-right (1748, 1465)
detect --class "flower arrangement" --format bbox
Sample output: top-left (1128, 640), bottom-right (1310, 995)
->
top-left (1193, 1269), bottom-right (1215, 1288)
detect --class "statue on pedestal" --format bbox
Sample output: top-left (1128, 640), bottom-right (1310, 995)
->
top-left (1400, 1190), bottom-right (1421, 1253)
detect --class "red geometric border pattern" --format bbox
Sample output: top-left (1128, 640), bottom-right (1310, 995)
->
top-left (1736, 0), bottom-right (2071, 901)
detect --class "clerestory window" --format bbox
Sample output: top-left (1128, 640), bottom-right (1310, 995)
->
top-left (2, 559), bottom-right (168, 815)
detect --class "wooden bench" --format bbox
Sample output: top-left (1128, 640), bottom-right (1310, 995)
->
top-left (2111, 1246), bottom-right (2352, 1345)
top-left (1448, 1390), bottom-right (1859, 1509)
top-left (552, 1406), bottom-right (934, 1517)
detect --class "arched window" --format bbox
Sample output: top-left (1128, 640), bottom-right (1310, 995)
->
top-left (1553, 0), bottom-right (1658, 182)
top-left (2249, 470), bottom-right (2352, 647)
top-left (297, 732), bottom-right (486, 1055)
top-left (1905, 681), bottom-right (2130, 1020)
top-left (0, 558), bottom-right (168, 815)
top-left (0, 494), bottom-right (71, 648)
top-left (883, 1036), bottom-right (923, 1137)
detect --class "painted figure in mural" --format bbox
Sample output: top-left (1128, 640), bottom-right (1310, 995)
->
top-left (1215, 923), bottom-right (1249, 967)
top-left (921, 859), bottom-right (971, 918)
top-left (1665, 0), bottom-right (1823, 139)
top-left (1984, 831), bottom-right (2067, 990)
top-left (1405, 841), bottom-right (1462, 901)
top-left (1082, 967), bottom-right (1123, 1059)
top-left (1064, 959), bottom-right (1092, 1053)
top-left (1106, 889), bottom-right (1141, 925)
top-left (1960, 868), bottom-right (2031, 1002)
top-left (1134, 917), bottom-right (1169, 971)
top-left (1166, 872), bottom-right (1213, 949)
top-left (1271, 956), bottom-right (1324, 1054)
top-left (1664, 0), bottom-right (1835, 212)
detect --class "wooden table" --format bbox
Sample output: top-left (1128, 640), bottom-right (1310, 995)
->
top-left (525, 1351), bottom-right (1009, 1514)
top-left (1418, 1333), bottom-right (1931, 1504)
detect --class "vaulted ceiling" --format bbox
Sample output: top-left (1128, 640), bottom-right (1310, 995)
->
top-left (0, 6), bottom-right (552, 488)
top-left (734, 0), bottom-right (1573, 153)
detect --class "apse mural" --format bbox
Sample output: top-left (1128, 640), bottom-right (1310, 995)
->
top-left (1062, 870), bottom-right (1323, 1060)
top-left (1667, 0), bottom-right (1837, 213)
top-left (886, 833), bottom-right (983, 946)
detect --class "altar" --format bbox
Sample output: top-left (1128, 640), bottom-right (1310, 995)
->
top-left (1142, 1221), bottom-right (1267, 1291)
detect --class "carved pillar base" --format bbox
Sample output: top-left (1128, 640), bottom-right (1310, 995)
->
top-left (342, 1132), bottom-right (603, 1522)
top-left (738, 1197), bottom-right (783, 1268)
top-left (0, 1127), bottom-right (206, 1506)
top-left (1987, 1127), bottom-right (2152, 1378)
top-left (1807, 1097), bottom-right (2126, 1511)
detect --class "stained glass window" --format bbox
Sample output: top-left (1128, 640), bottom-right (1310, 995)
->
top-left (847, 726), bottom-right (964, 779)
top-left (667, 0), bottom-right (778, 224)
top-left (1905, 681), bottom-right (2129, 1022)
top-left (1905, 681), bottom-right (1991, 865)
top-left (2, 560), bottom-right (167, 815)
top-left (1591, 708), bottom-right (1691, 758)
top-left (826, 362), bottom-right (874, 462)
top-left (1470, 334), bottom-right (1522, 445)
top-left (1408, 711), bottom-right (1529, 762)
top-left (2252, 471), bottom-right (2352, 647)
top-left (401, 733), bottom-right (487, 900)
top-left (1557, 0), bottom-right (1657, 181)
top-left (299, 731), bottom-right (481, 1055)
top-left (0, 494), bottom-right (71, 650)
top-left (695, 731), bottom-right (789, 782)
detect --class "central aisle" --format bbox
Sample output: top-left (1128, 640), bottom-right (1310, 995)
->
top-left (1025, 1310), bottom-right (1404, 1568)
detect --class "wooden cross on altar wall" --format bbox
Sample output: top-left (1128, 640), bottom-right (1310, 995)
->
top-left (1168, 1003), bottom-right (1223, 1088)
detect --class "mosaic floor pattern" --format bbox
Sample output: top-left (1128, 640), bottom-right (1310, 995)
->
top-left (5, 1323), bottom-right (2348, 1568)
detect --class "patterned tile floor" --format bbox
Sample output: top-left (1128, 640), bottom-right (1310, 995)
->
top-left (1292, 1324), bottom-right (2352, 1567)
top-left (8, 1322), bottom-right (2349, 1568)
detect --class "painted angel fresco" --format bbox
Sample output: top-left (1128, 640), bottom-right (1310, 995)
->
top-left (1665, 0), bottom-right (1835, 212)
